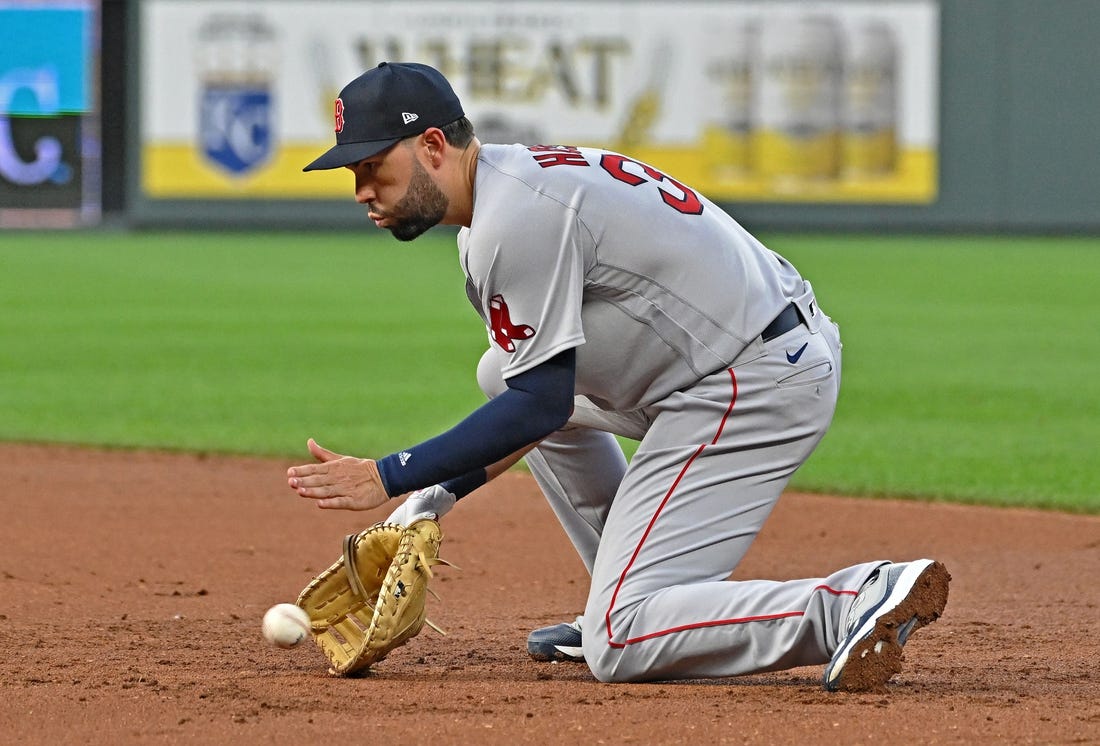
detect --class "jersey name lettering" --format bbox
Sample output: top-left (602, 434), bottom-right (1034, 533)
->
top-left (528, 145), bottom-right (590, 169)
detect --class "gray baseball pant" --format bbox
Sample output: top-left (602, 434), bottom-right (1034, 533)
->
top-left (478, 301), bottom-right (883, 682)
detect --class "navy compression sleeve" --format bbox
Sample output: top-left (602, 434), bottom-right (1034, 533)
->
top-left (375, 348), bottom-right (576, 497)
top-left (438, 468), bottom-right (489, 500)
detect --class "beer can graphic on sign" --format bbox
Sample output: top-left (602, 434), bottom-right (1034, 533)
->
top-left (753, 15), bottom-right (843, 183)
top-left (702, 19), bottom-right (756, 180)
top-left (843, 21), bottom-right (898, 177)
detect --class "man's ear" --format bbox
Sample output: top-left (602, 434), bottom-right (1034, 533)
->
top-left (421, 128), bottom-right (448, 165)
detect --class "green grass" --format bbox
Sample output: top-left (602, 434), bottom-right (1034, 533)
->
top-left (2, 230), bottom-right (1097, 513)
top-left (1, 230), bottom-right (488, 456)
top-left (779, 234), bottom-right (1100, 512)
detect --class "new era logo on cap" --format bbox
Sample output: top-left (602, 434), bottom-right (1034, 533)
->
top-left (303, 62), bottom-right (465, 172)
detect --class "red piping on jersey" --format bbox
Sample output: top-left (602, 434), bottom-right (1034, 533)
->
top-left (603, 370), bottom-right (859, 650)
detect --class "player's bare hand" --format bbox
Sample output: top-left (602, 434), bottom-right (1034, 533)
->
top-left (287, 438), bottom-right (388, 511)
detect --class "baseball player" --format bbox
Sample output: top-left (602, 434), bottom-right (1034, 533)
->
top-left (287, 62), bottom-right (950, 690)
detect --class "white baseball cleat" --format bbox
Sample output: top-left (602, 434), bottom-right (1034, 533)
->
top-left (823, 559), bottom-right (951, 692)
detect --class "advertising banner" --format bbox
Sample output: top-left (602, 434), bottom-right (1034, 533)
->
top-left (140, 0), bottom-right (938, 203)
top-left (0, 1), bottom-right (99, 227)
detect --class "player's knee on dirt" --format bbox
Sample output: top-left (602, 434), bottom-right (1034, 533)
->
top-left (581, 634), bottom-right (646, 683)
top-left (580, 606), bottom-right (657, 684)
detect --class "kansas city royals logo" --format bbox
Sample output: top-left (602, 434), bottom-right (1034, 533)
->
top-left (488, 294), bottom-right (535, 353)
top-left (200, 84), bottom-right (273, 175)
top-left (195, 14), bottom-right (275, 176)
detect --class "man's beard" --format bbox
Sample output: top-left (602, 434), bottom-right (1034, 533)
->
top-left (379, 159), bottom-right (449, 242)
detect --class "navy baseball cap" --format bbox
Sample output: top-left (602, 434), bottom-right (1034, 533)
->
top-left (303, 62), bottom-right (464, 171)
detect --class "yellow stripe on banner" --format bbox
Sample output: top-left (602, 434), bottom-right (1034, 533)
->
top-left (624, 146), bottom-right (939, 204)
top-left (144, 142), bottom-right (938, 204)
top-left (142, 144), bottom-right (356, 198)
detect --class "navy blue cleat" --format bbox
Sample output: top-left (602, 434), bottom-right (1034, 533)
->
top-left (823, 559), bottom-right (951, 692)
top-left (527, 616), bottom-right (585, 662)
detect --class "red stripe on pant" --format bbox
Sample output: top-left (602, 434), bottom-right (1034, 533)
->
top-left (604, 368), bottom-right (738, 649)
top-left (609, 585), bottom-right (859, 645)
top-left (603, 369), bottom-right (860, 649)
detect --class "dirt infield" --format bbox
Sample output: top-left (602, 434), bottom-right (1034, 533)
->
top-left (2, 443), bottom-right (1097, 745)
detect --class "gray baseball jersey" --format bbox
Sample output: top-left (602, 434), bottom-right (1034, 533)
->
top-left (462, 143), bottom-right (882, 682)
top-left (460, 144), bottom-right (806, 410)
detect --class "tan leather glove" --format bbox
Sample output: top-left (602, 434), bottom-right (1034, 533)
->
top-left (296, 519), bottom-right (451, 675)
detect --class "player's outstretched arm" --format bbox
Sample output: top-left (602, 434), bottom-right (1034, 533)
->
top-left (290, 349), bottom-right (574, 512)
top-left (290, 438), bottom-right (538, 515)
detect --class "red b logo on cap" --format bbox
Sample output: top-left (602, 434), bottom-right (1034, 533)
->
top-left (334, 99), bottom-right (345, 133)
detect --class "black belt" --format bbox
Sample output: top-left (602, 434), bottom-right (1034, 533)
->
top-left (760, 302), bottom-right (803, 342)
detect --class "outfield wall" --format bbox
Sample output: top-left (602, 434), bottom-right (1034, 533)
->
top-left (106, 0), bottom-right (1099, 233)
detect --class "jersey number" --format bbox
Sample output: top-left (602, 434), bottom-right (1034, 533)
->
top-left (600, 153), bottom-right (704, 215)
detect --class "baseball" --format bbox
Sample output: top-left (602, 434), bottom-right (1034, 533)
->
top-left (261, 603), bottom-right (311, 648)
